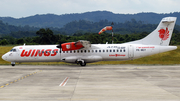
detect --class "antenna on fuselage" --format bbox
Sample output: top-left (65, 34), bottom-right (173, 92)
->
top-left (23, 43), bottom-right (26, 46)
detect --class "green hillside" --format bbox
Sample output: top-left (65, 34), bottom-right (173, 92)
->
top-left (1, 11), bottom-right (180, 28)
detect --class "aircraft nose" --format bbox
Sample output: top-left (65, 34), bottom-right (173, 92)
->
top-left (2, 54), bottom-right (7, 61)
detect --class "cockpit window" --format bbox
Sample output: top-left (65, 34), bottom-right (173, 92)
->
top-left (10, 49), bottom-right (17, 52)
top-left (10, 49), bottom-right (13, 52)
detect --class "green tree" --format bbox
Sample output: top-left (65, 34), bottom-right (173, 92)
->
top-left (0, 39), bottom-right (9, 45)
top-left (36, 28), bottom-right (55, 44)
top-left (16, 38), bottom-right (25, 44)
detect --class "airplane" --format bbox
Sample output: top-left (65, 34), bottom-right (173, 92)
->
top-left (2, 17), bottom-right (177, 66)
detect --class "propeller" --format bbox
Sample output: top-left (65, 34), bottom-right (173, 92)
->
top-left (56, 34), bottom-right (62, 53)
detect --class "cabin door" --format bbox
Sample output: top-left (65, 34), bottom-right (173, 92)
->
top-left (128, 45), bottom-right (134, 59)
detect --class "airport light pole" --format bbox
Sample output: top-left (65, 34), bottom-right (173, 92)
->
top-left (111, 22), bottom-right (114, 44)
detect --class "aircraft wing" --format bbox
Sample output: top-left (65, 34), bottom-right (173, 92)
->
top-left (61, 40), bottom-right (91, 51)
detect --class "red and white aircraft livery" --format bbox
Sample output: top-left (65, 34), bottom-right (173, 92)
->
top-left (2, 17), bottom-right (177, 66)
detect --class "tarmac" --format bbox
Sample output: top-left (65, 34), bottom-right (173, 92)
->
top-left (0, 65), bottom-right (180, 101)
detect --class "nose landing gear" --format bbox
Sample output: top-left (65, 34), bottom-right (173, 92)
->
top-left (11, 62), bottom-right (15, 66)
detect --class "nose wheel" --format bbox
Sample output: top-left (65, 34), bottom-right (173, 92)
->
top-left (11, 62), bottom-right (15, 66)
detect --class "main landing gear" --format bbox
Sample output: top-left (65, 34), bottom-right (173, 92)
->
top-left (11, 62), bottom-right (15, 66)
top-left (76, 59), bottom-right (86, 66)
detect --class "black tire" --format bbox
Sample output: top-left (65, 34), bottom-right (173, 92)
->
top-left (80, 61), bottom-right (86, 66)
top-left (11, 64), bottom-right (15, 66)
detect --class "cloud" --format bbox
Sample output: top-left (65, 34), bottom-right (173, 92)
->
top-left (0, 0), bottom-right (179, 18)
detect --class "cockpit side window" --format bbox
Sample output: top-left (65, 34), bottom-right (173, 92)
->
top-left (13, 49), bottom-right (16, 52)
top-left (10, 49), bottom-right (13, 52)
top-left (10, 48), bottom-right (17, 52)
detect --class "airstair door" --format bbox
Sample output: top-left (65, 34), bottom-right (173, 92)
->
top-left (129, 45), bottom-right (134, 59)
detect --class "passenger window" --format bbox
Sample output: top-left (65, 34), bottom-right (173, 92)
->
top-left (81, 50), bottom-right (83, 53)
top-left (95, 50), bottom-right (97, 52)
top-left (103, 50), bottom-right (105, 52)
top-left (110, 50), bottom-right (112, 52)
top-left (74, 50), bottom-right (76, 53)
top-left (67, 51), bottom-right (68, 53)
top-left (120, 50), bottom-right (122, 52)
top-left (117, 50), bottom-right (119, 52)
top-left (63, 51), bottom-right (65, 53)
top-left (84, 50), bottom-right (86, 53)
top-left (70, 51), bottom-right (72, 53)
top-left (88, 50), bottom-right (90, 53)
top-left (92, 50), bottom-right (94, 53)
top-left (99, 50), bottom-right (101, 52)
top-left (106, 50), bottom-right (108, 52)
top-left (124, 50), bottom-right (126, 52)
top-left (77, 50), bottom-right (79, 53)
top-left (113, 50), bottom-right (115, 52)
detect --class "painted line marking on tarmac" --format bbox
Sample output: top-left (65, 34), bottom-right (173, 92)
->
top-left (5, 83), bottom-right (9, 86)
top-left (0, 70), bottom-right (42, 89)
top-left (59, 77), bottom-right (69, 86)
top-left (0, 86), bottom-right (4, 88)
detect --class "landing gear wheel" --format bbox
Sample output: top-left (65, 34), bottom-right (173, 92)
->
top-left (11, 64), bottom-right (15, 66)
top-left (80, 61), bottom-right (86, 66)
top-left (11, 62), bottom-right (15, 66)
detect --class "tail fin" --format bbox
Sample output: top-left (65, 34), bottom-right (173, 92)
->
top-left (125, 17), bottom-right (177, 46)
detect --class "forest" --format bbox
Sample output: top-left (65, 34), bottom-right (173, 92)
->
top-left (1, 17), bottom-right (180, 45)
top-left (1, 28), bottom-right (180, 46)
top-left (1, 19), bottom-right (180, 37)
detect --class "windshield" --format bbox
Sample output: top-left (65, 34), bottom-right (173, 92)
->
top-left (10, 48), bottom-right (17, 52)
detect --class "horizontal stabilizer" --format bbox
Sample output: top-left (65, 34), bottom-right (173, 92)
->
top-left (162, 17), bottom-right (175, 23)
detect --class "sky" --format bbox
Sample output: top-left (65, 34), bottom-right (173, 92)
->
top-left (0, 0), bottom-right (180, 18)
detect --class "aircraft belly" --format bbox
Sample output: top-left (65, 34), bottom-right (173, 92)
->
top-left (62, 55), bottom-right (102, 63)
top-left (83, 56), bottom-right (102, 63)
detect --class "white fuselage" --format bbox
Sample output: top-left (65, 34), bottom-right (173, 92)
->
top-left (2, 44), bottom-right (177, 63)
top-left (1, 17), bottom-right (178, 66)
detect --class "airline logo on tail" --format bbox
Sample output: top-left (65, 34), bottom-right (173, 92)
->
top-left (158, 27), bottom-right (169, 40)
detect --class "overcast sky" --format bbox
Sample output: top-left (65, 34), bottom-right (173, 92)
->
top-left (0, 0), bottom-right (180, 18)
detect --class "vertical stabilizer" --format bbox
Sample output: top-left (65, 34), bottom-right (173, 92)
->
top-left (125, 17), bottom-right (177, 46)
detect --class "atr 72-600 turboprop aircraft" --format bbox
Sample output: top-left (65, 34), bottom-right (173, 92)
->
top-left (2, 17), bottom-right (177, 66)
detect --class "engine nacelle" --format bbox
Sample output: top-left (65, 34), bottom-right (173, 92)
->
top-left (61, 42), bottom-right (84, 51)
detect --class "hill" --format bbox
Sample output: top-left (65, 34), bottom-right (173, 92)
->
top-left (1, 18), bottom-right (180, 37)
top-left (1, 11), bottom-right (180, 28)
top-left (0, 18), bottom-right (162, 36)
